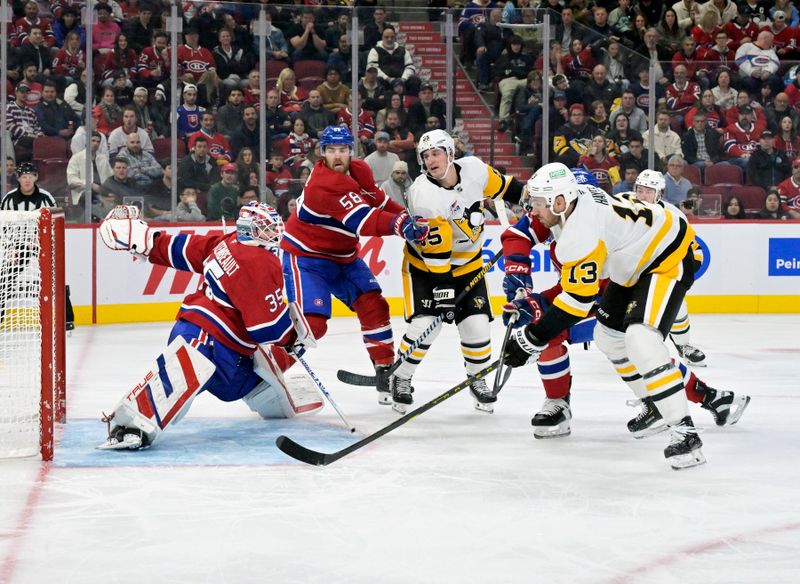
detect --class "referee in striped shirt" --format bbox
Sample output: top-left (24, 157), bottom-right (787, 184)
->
top-left (1, 162), bottom-right (56, 210)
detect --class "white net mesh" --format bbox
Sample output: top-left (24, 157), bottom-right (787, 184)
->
top-left (0, 211), bottom-right (43, 458)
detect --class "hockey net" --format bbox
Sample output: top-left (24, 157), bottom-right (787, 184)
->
top-left (0, 209), bottom-right (66, 460)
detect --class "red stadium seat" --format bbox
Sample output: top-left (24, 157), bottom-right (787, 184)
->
top-left (704, 163), bottom-right (743, 186)
top-left (293, 60), bottom-right (327, 81)
top-left (152, 138), bottom-right (186, 161)
top-left (734, 186), bottom-right (766, 213)
top-left (298, 78), bottom-right (323, 93)
top-left (681, 164), bottom-right (701, 186)
top-left (265, 60), bottom-right (288, 79)
top-left (33, 136), bottom-right (69, 162)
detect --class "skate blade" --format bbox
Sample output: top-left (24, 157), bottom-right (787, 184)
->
top-left (392, 401), bottom-right (409, 414)
top-left (725, 394), bottom-right (751, 426)
top-left (473, 400), bottom-right (494, 414)
top-left (377, 392), bottom-right (392, 406)
top-left (533, 426), bottom-right (571, 440)
top-left (668, 449), bottom-right (707, 470)
top-left (631, 422), bottom-right (668, 440)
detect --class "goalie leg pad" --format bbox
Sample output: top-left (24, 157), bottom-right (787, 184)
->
top-left (251, 346), bottom-right (324, 418)
top-left (98, 337), bottom-right (216, 449)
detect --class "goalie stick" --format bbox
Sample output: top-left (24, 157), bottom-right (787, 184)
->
top-left (337, 249), bottom-right (504, 387)
top-left (277, 359), bottom-right (500, 466)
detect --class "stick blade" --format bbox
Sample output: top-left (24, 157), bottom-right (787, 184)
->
top-left (275, 435), bottom-right (332, 466)
top-left (336, 369), bottom-right (377, 386)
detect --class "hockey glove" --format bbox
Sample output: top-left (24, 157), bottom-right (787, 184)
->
top-left (287, 302), bottom-right (317, 357)
top-left (502, 254), bottom-right (533, 300)
top-left (503, 326), bottom-right (547, 368)
top-left (393, 211), bottom-right (429, 244)
top-left (502, 292), bottom-right (548, 328)
top-left (99, 216), bottom-right (156, 260)
top-left (433, 286), bottom-right (457, 323)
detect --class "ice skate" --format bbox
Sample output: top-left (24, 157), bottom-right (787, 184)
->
top-left (469, 378), bottom-right (496, 413)
top-left (626, 397), bottom-right (667, 439)
top-left (664, 416), bottom-right (706, 470)
top-left (391, 376), bottom-right (414, 414)
top-left (375, 364), bottom-right (392, 405)
top-left (698, 381), bottom-right (751, 426)
top-left (676, 343), bottom-right (707, 367)
top-left (531, 396), bottom-right (571, 439)
top-left (96, 426), bottom-right (150, 451)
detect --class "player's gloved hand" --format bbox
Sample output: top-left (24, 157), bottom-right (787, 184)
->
top-left (503, 326), bottom-right (547, 368)
top-left (287, 302), bottom-right (317, 357)
top-left (502, 254), bottom-right (532, 300)
top-left (393, 211), bottom-right (429, 244)
top-left (502, 292), bottom-right (548, 328)
top-left (99, 215), bottom-right (156, 260)
top-left (433, 286), bottom-right (457, 323)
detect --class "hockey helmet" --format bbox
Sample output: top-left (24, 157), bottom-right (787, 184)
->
top-left (570, 167), bottom-right (600, 188)
top-left (15, 161), bottom-right (38, 177)
top-left (634, 169), bottom-right (666, 203)
top-left (319, 125), bottom-right (354, 152)
top-left (522, 163), bottom-right (578, 221)
top-left (236, 202), bottom-right (285, 251)
top-left (416, 129), bottom-right (455, 179)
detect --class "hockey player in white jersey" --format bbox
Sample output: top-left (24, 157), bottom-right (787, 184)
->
top-left (389, 129), bottom-right (524, 414)
top-left (503, 163), bottom-right (707, 470)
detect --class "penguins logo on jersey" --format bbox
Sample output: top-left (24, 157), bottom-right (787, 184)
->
top-left (473, 296), bottom-right (486, 310)
top-left (626, 300), bottom-right (637, 315)
top-left (453, 200), bottom-right (485, 242)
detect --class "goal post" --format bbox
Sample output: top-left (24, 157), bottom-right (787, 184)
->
top-left (0, 208), bottom-right (66, 461)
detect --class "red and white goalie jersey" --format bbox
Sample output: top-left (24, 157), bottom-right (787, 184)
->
top-left (149, 231), bottom-right (294, 355)
top-left (281, 159), bottom-right (404, 262)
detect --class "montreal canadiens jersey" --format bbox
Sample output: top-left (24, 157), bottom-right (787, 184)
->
top-left (149, 232), bottom-right (294, 355)
top-left (404, 156), bottom-right (515, 278)
top-left (552, 185), bottom-right (695, 319)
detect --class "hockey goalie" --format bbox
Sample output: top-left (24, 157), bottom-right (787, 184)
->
top-left (96, 203), bottom-right (323, 450)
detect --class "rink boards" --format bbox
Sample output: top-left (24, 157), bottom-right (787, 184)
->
top-left (62, 221), bottom-right (800, 324)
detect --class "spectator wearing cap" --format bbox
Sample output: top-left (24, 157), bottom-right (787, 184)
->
top-left (407, 83), bottom-right (447, 136)
top-left (493, 35), bottom-right (535, 132)
top-left (317, 67), bottom-right (351, 113)
top-left (767, 10), bottom-right (798, 58)
top-left (116, 131), bottom-right (163, 192)
top-left (474, 8), bottom-right (508, 91)
top-left (67, 131), bottom-right (112, 205)
top-left (177, 83), bottom-right (205, 139)
top-left (299, 90), bottom-right (335, 140)
top-left (721, 103), bottom-right (760, 171)
top-left (380, 160), bottom-right (413, 207)
top-left (682, 110), bottom-right (725, 175)
top-left (6, 83), bottom-right (43, 162)
top-left (644, 110), bottom-right (683, 168)
top-left (747, 130), bottom-right (791, 187)
top-left (553, 103), bottom-right (593, 167)
top-left (771, 0), bottom-right (799, 26)
top-left (364, 131), bottom-right (400, 185)
top-left (124, 3), bottom-right (155, 53)
top-left (177, 26), bottom-right (220, 108)
top-left (548, 89), bottom-right (570, 139)
top-left (514, 72), bottom-right (543, 154)
top-left (207, 163), bottom-right (241, 221)
top-left (367, 27), bottom-right (420, 94)
top-left (12, 1), bottom-right (56, 48)
top-left (723, 7), bottom-right (760, 51)
top-left (287, 10), bottom-right (328, 62)
top-left (777, 159), bottom-right (800, 218)
top-left (131, 86), bottom-right (165, 139)
top-left (1, 162), bottom-right (55, 210)
top-left (177, 135), bottom-right (219, 193)
top-left (92, 4), bottom-right (120, 53)
top-left (723, 90), bottom-right (766, 131)
top-left (735, 30), bottom-right (781, 96)
top-left (358, 65), bottom-right (389, 114)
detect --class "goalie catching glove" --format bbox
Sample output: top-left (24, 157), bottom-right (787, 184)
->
top-left (99, 205), bottom-right (156, 260)
top-left (503, 326), bottom-right (548, 367)
top-left (393, 211), bottom-right (429, 244)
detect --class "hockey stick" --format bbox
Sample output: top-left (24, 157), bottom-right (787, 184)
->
top-left (277, 359), bottom-right (500, 466)
top-left (336, 249), bottom-right (504, 386)
top-left (492, 324), bottom-right (515, 397)
top-left (291, 350), bottom-right (356, 433)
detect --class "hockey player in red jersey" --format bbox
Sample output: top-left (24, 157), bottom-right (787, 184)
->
top-left (96, 203), bottom-right (321, 450)
top-left (280, 125), bottom-right (429, 404)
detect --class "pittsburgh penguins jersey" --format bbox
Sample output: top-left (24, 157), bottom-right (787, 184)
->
top-left (551, 185), bottom-right (695, 319)
top-left (404, 156), bottom-right (516, 278)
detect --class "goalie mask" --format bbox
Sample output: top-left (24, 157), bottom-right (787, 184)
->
top-left (417, 129), bottom-right (455, 180)
top-left (522, 163), bottom-right (578, 223)
top-left (236, 202), bottom-right (284, 251)
top-left (634, 169), bottom-right (666, 203)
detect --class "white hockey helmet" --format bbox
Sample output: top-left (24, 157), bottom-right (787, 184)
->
top-left (416, 129), bottom-right (455, 179)
top-left (522, 163), bottom-right (578, 221)
top-left (236, 202), bottom-right (285, 251)
top-left (634, 169), bottom-right (666, 203)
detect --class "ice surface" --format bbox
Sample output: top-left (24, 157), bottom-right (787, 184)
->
top-left (1, 315), bottom-right (799, 584)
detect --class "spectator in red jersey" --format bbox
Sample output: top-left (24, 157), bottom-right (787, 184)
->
top-left (666, 64), bottom-right (701, 126)
top-left (767, 10), bottom-right (798, 59)
top-left (188, 111), bottom-right (233, 165)
top-left (52, 30), bottom-right (85, 83)
top-left (672, 37), bottom-right (702, 82)
top-left (775, 115), bottom-right (800, 160)
top-left (691, 10), bottom-right (720, 48)
top-left (13, 1), bottom-right (56, 48)
top-left (178, 26), bottom-right (220, 108)
top-left (723, 91), bottom-right (767, 132)
top-left (101, 33), bottom-right (138, 88)
top-left (265, 152), bottom-right (293, 197)
top-left (137, 30), bottom-right (170, 87)
top-left (93, 86), bottom-right (124, 135)
top-left (578, 134), bottom-right (620, 193)
top-left (777, 159), bottom-right (800, 217)
top-left (721, 104), bottom-right (760, 171)
top-left (336, 96), bottom-right (377, 148)
top-left (279, 117), bottom-right (315, 171)
top-left (723, 9), bottom-right (759, 51)
top-left (697, 30), bottom-right (736, 80)
top-left (383, 109), bottom-right (416, 165)
top-left (561, 37), bottom-right (596, 84)
top-left (685, 89), bottom-right (727, 131)
top-left (276, 68), bottom-right (307, 115)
